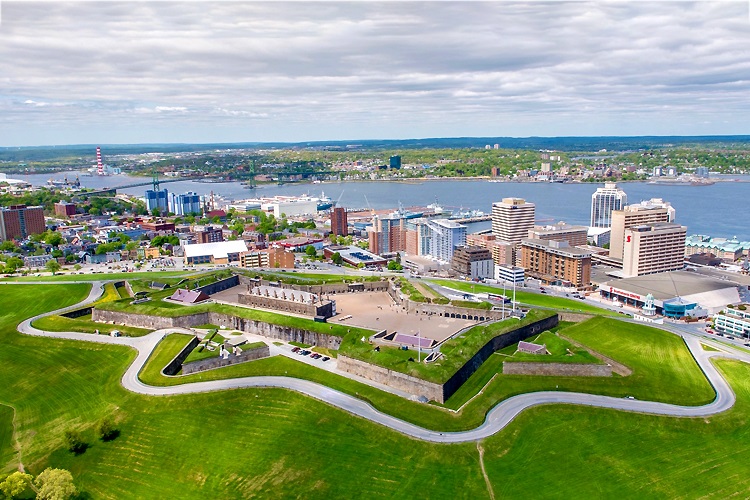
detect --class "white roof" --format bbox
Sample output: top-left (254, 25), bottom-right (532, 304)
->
top-left (184, 240), bottom-right (248, 259)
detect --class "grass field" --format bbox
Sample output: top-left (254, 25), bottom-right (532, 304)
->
top-left (0, 270), bottom-right (197, 282)
top-left (429, 279), bottom-right (619, 316)
top-left (502, 331), bottom-right (601, 364)
top-left (32, 314), bottom-right (151, 338)
top-left (0, 404), bottom-right (15, 471)
top-left (4, 284), bottom-right (750, 497)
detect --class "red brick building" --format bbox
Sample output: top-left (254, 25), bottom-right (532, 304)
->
top-left (330, 207), bottom-right (348, 236)
top-left (0, 205), bottom-right (45, 241)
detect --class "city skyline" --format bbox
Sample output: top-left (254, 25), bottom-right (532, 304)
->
top-left (1, 2), bottom-right (749, 146)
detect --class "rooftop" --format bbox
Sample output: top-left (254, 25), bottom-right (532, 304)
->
top-left (183, 240), bottom-right (248, 259)
top-left (604, 270), bottom-right (739, 301)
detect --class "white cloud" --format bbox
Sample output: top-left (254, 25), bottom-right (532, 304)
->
top-left (0, 1), bottom-right (748, 145)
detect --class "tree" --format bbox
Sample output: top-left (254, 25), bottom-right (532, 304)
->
top-left (45, 259), bottom-right (61, 275)
top-left (43, 231), bottom-right (64, 247)
top-left (0, 240), bottom-right (18, 252)
top-left (34, 468), bottom-right (77, 500)
top-left (4, 257), bottom-right (23, 274)
top-left (331, 252), bottom-right (343, 265)
top-left (73, 264), bottom-right (81, 271)
top-left (97, 416), bottom-right (119, 441)
top-left (63, 429), bottom-right (86, 454)
top-left (151, 207), bottom-right (161, 217)
top-left (387, 260), bottom-right (403, 271)
top-left (305, 245), bottom-right (317, 257)
top-left (0, 471), bottom-right (33, 499)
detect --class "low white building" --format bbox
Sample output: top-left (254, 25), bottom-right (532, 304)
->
top-left (495, 265), bottom-right (525, 285)
top-left (183, 240), bottom-right (248, 265)
top-left (713, 307), bottom-right (750, 338)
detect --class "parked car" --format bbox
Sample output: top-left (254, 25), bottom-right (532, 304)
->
top-left (291, 347), bottom-right (300, 353)
top-left (322, 357), bottom-right (330, 362)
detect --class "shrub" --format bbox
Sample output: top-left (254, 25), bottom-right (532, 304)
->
top-left (97, 416), bottom-right (119, 441)
top-left (64, 429), bottom-right (87, 454)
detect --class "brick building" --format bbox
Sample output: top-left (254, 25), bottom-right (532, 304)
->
top-left (520, 238), bottom-right (592, 289)
top-left (0, 205), bottom-right (45, 241)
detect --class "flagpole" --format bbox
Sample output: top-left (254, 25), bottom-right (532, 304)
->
top-left (418, 330), bottom-right (421, 363)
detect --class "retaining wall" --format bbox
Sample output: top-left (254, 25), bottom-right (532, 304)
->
top-left (182, 345), bottom-right (270, 375)
top-left (502, 361), bottom-right (612, 377)
top-left (198, 275), bottom-right (240, 295)
top-left (338, 313), bottom-right (559, 403)
top-left (92, 308), bottom-right (343, 349)
top-left (61, 307), bottom-right (93, 319)
top-left (163, 335), bottom-right (200, 376)
top-left (441, 314), bottom-right (559, 401)
top-left (337, 355), bottom-right (443, 402)
top-left (557, 312), bottom-right (595, 323)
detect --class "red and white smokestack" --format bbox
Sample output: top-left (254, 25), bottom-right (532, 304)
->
top-left (96, 146), bottom-right (104, 175)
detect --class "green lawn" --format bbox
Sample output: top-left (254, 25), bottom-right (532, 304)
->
top-left (0, 404), bottom-right (15, 471)
top-left (504, 331), bottom-right (601, 364)
top-left (429, 279), bottom-right (619, 316)
top-left (0, 270), bottom-right (197, 282)
top-left (241, 269), bottom-right (383, 285)
top-left (32, 314), bottom-right (152, 337)
top-left (4, 284), bottom-right (750, 498)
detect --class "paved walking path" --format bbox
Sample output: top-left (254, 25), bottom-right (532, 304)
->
top-left (14, 281), bottom-right (748, 443)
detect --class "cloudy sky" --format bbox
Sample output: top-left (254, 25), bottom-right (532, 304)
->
top-left (1, 1), bottom-right (749, 146)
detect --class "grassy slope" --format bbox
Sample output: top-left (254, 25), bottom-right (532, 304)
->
top-left (0, 404), bottom-right (14, 471)
top-left (4, 285), bottom-right (749, 498)
top-left (429, 279), bottom-right (619, 316)
top-left (0, 270), bottom-right (196, 282)
top-left (482, 360), bottom-right (750, 498)
top-left (32, 314), bottom-right (151, 338)
top-left (504, 331), bottom-right (601, 364)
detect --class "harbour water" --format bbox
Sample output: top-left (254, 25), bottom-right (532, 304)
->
top-left (17, 172), bottom-right (750, 240)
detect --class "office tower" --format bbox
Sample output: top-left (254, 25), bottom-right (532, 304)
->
top-left (389, 155), bottom-right (401, 169)
top-left (145, 189), bottom-right (169, 214)
top-left (0, 205), bottom-right (45, 241)
top-left (491, 198), bottom-right (536, 244)
top-left (621, 222), bottom-right (687, 277)
top-left (609, 204), bottom-right (672, 260)
top-left (590, 182), bottom-right (627, 228)
top-left (330, 207), bottom-right (348, 236)
top-left (520, 239), bottom-right (592, 288)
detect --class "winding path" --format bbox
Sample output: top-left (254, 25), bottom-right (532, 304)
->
top-left (13, 280), bottom-right (747, 443)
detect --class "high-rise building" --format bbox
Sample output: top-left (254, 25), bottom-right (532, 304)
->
top-left (330, 207), bottom-right (348, 236)
top-left (520, 238), bottom-right (592, 288)
top-left (491, 198), bottom-right (536, 244)
top-left (425, 218), bottom-right (466, 262)
top-left (389, 155), bottom-right (401, 170)
top-left (145, 189), bottom-right (169, 214)
top-left (590, 183), bottom-right (627, 228)
top-left (0, 205), bottom-right (45, 241)
top-left (621, 222), bottom-right (687, 277)
top-left (174, 192), bottom-right (202, 216)
top-left (609, 204), bottom-right (672, 260)
top-left (491, 197), bottom-right (535, 264)
top-left (368, 215), bottom-right (407, 255)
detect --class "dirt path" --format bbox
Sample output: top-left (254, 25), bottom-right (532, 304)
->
top-left (0, 402), bottom-right (25, 472)
top-left (476, 442), bottom-right (495, 500)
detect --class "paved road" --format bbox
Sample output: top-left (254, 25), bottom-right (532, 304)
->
top-left (15, 281), bottom-right (748, 443)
